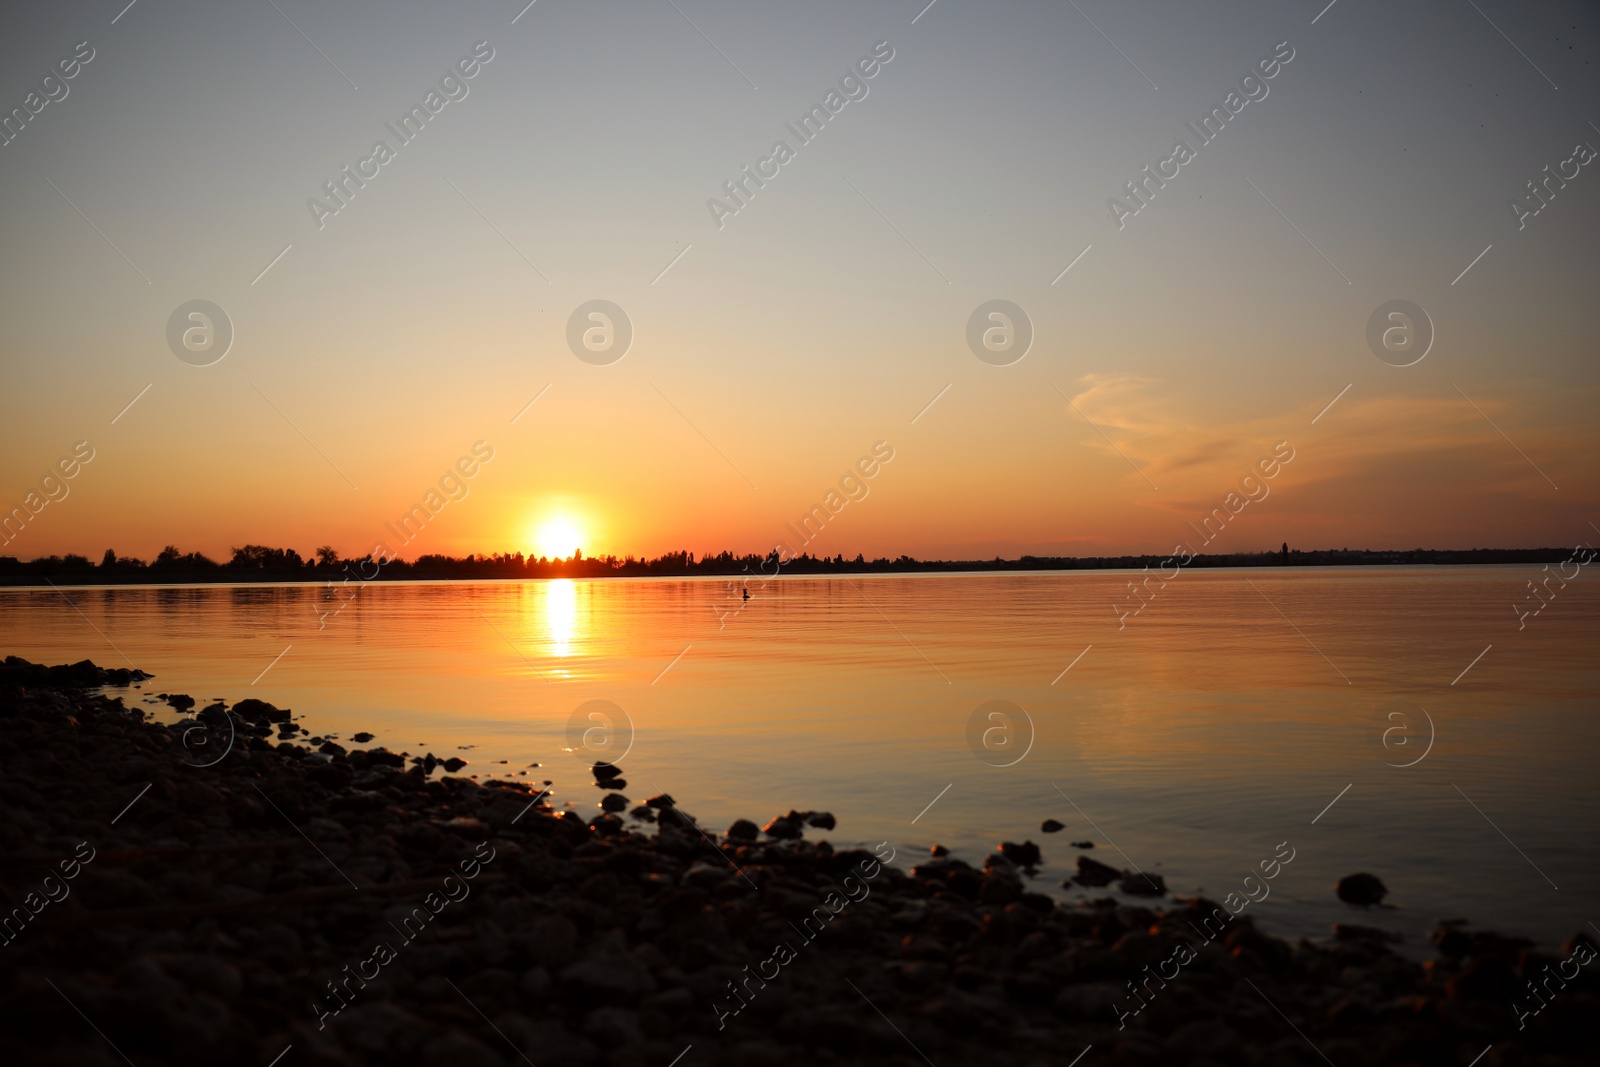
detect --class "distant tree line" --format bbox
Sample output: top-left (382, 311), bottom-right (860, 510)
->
top-left (0, 543), bottom-right (1577, 586)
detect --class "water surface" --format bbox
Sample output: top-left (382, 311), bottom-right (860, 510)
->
top-left (3, 566), bottom-right (1595, 952)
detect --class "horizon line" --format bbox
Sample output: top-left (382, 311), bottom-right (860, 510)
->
top-left (0, 543), bottom-right (1581, 570)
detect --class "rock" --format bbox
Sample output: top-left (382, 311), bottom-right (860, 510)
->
top-left (682, 863), bottom-right (726, 889)
top-left (629, 806), bottom-right (656, 821)
top-left (592, 761), bottom-right (623, 781)
top-left (333, 1002), bottom-right (428, 1056)
top-left (1336, 872), bottom-right (1387, 906)
top-left (1448, 957), bottom-right (1521, 1002)
top-left (1054, 981), bottom-right (1124, 1018)
top-left (584, 1006), bottom-right (644, 1048)
top-left (1041, 819), bottom-right (1065, 833)
top-left (645, 793), bottom-right (675, 809)
top-left (998, 840), bottom-right (1041, 868)
top-left (441, 756), bottom-right (467, 772)
top-left (806, 811), bottom-right (836, 830)
top-left (762, 815), bottom-right (802, 839)
top-left (1020, 892), bottom-right (1055, 914)
top-left (600, 793), bottom-right (628, 812)
top-left (930, 844), bottom-right (949, 857)
top-left (1165, 1020), bottom-right (1238, 1061)
top-left (726, 818), bottom-right (760, 840)
top-left (595, 778), bottom-right (628, 791)
top-left (1224, 924), bottom-right (1292, 971)
top-left (231, 697), bottom-right (292, 723)
top-left (1070, 840), bottom-right (1094, 849)
top-left (420, 1031), bottom-right (504, 1067)
top-left (523, 916), bottom-right (579, 969)
top-left (520, 966), bottom-right (553, 999)
top-left (1119, 872), bottom-right (1166, 897)
top-left (912, 856), bottom-right (974, 880)
top-left (560, 946), bottom-right (657, 1001)
top-left (590, 813), bottom-right (625, 836)
top-left (979, 865), bottom-right (1024, 904)
top-left (352, 731), bottom-right (374, 742)
top-left (1110, 930), bottom-right (1170, 968)
top-left (0, 656), bottom-right (149, 687)
top-left (1564, 930), bottom-right (1599, 957)
top-left (656, 806), bottom-right (697, 830)
top-left (1071, 856), bottom-right (1121, 887)
top-left (1431, 923), bottom-right (1471, 956)
top-left (896, 933), bottom-right (954, 964)
top-left (165, 693), bottom-right (195, 711)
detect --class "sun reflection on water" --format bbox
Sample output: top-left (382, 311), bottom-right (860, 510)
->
top-left (543, 578), bottom-right (578, 663)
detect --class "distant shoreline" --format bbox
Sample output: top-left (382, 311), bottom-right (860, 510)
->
top-left (0, 546), bottom-right (1574, 587)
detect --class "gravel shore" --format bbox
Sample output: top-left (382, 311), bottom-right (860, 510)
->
top-left (1, 656), bottom-right (1593, 1066)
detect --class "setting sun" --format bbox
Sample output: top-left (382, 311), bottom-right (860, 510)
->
top-left (534, 516), bottom-right (584, 560)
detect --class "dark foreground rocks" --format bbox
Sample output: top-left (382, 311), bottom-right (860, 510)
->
top-left (1, 658), bottom-right (1595, 1067)
top-left (0, 655), bottom-right (150, 688)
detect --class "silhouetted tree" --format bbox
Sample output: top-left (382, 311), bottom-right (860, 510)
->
top-left (151, 545), bottom-right (218, 570)
top-left (228, 545), bottom-right (305, 570)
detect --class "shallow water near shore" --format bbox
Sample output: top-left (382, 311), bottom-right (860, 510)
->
top-left (3, 566), bottom-right (1595, 952)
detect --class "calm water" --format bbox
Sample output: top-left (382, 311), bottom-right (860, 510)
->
top-left (3, 567), bottom-right (1596, 952)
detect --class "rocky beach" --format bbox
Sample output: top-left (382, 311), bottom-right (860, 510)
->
top-left (1, 656), bottom-right (1594, 1067)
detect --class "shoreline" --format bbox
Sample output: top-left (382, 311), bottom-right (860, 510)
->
top-left (0, 553), bottom-right (1576, 591)
top-left (0, 546), bottom-right (1582, 589)
top-left (2, 656), bottom-right (1595, 1065)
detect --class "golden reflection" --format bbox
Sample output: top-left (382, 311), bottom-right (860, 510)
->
top-left (543, 579), bottom-right (578, 660)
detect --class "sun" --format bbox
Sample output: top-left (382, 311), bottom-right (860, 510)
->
top-left (534, 516), bottom-right (584, 560)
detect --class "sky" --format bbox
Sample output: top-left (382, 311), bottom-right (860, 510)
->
top-left (2, 0), bottom-right (1597, 563)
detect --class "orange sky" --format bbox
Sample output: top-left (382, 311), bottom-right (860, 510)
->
top-left (2, 0), bottom-right (1596, 562)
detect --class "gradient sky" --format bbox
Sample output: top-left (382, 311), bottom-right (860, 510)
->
top-left (2, 0), bottom-right (1597, 562)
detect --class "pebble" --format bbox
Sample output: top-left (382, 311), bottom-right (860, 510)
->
top-left (761, 815), bottom-right (802, 840)
top-left (998, 840), bottom-right (1041, 868)
top-left (1336, 872), bottom-right (1388, 906)
top-left (1119, 872), bottom-right (1166, 897)
top-left (1070, 855), bottom-right (1120, 886)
